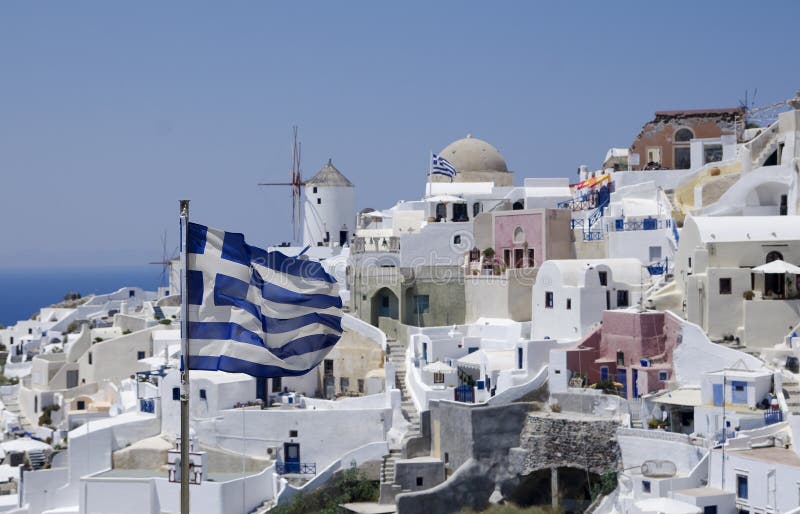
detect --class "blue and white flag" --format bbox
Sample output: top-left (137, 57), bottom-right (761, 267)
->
top-left (430, 153), bottom-right (457, 179)
top-left (184, 222), bottom-right (343, 377)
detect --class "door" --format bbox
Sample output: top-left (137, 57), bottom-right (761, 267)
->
top-left (283, 443), bottom-right (300, 473)
top-left (713, 384), bottom-right (724, 406)
top-left (600, 367), bottom-right (609, 381)
top-left (731, 381), bottom-right (748, 404)
top-left (517, 348), bottom-right (524, 370)
top-left (66, 370), bottom-right (79, 389)
top-left (616, 369), bottom-right (627, 398)
top-left (422, 342), bottom-right (428, 363)
top-left (632, 369), bottom-right (639, 398)
top-left (339, 230), bottom-right (348, 246)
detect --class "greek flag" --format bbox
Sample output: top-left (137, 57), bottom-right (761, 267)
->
top-left (184, 222), bottom-right (343, 377)
top-left (430, 153), bottom-right (457, 179)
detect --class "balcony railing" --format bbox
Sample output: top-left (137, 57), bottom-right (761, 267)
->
top-left (764, 410), bottom-right (783, 425)
top-left (613, 218), bottom-right (671, 232)
top-left (351, 236), bottom-right (400, 254)
top-left (583, 231), bottom-right (604, 241)
top-left (276, 462), bottom-right (316, 475)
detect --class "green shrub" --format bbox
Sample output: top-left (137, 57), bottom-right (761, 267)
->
top-left (270, 463), bottom-right (378, 514)
top-left (159, 319), bottom-right (172, 325)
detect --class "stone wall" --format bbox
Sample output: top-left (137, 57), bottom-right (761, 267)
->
top-left (514, 412), bottom-right (620, 475)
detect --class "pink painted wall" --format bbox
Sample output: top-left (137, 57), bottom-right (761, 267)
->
top-left (493, 212), bottom-right (543, 267)
top-left (565, 310), bottom-right (681, 398)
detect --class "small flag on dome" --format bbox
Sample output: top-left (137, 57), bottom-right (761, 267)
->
top-left (430, 152), bottom-right (457, 179)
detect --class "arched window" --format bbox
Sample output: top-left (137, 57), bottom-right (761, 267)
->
top-left (674, 128), bottom-right (694, 142)
top-left (513, 227), bottom-right (525, 244)
top-left (766, 251), bottom-right (783, 263)
top-left (435, 203), bottom-right (447, 221)
top-left (512, 200), bottom-right (524, 210)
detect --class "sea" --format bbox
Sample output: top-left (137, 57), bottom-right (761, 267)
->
top-left (0, 265), bottom-right (162, 327)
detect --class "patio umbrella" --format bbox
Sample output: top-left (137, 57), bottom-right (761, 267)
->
top-left (752, 260), bottom-right (800, 274)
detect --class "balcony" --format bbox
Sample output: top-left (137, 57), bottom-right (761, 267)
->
top-left (612, 218), bottom-right (671, 232)
top-left (275, 462), bottom-right (316, 475)
top-left (351, 236), bottom-right (400, 254)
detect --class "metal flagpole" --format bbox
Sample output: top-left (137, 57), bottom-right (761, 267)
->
top-left (179, 199), bottom-right (191, 514)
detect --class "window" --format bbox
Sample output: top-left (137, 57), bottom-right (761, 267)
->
top-left (289, 429), bottom-right (298, 438)
top-left (600, 367), bottom-right (609, 381)
top-left (416, 477), bottom-right (424, 487)
top-left (340, 377), bottom-right (350, 392)
top-left (513, 226), bottom-right (525, 244)
top-left (272, 377), bottom-right (282, 393)
top-left (414, 295), bottom-right (430, 314)
top-left (137, 351), bottom-right (146, 360)
top-left (566, 298), bottom-right (572, 310)
top-left (452, 203), bottom-right (468, 222)
top-left (736, 474), bottom-right (748, 499)
top-left (312, 186), bottom-right (317, 194)
top-left (658, 370), bottom-right (669, 381)
top-left (514, 248), bottom-right (524, 268)
top-left (358, 379), bottom-right (364, 393)
top-left (199, 389), bottom-right (207, 400)
top-left (324, 359), bottom-right (334, 376)
top-left (545, 291), bottom-right (554, 309)
top-left (472, 202), bottom-right (481, 217)
top-left (617, 290), bottom-right (630, 307)
top-left (646, 147), bottom-right (662, 165)
top-left (704, 144), bottom-right (723, 164)
top-left (527, 249), bottom-right (535, 267)
top-left (649, 246), bottom-right (662, 262)
top-left (129, 290), bottom-right (135, 298)
top-left (598, 271), bottom-right (608, 286)
top-left (88, 352), bottom-right (93, 365)
top-left (719, 278), bottom-right (732, 295)
top-left (704, 506), bottom-right (717, 514)
top-left (453, 234), bottom-right (461, 246)
top-left (77, 400), bottom-right (86, 410)
top-left (503, 249), bottom-right (512, 267)
top-left (317, 198), bottom-right (321, 204)
top-left (172, 387), bottom-right (180, 401)
top-left (433, 372), bottom-right (445, 384)
top-left (642, 480), bottom-right (651, 493)
top-left (675, 128), bottom-right (693, 142)
top-left (512, 200), bottom-right (524, 210)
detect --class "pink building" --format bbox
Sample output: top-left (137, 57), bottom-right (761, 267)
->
top-left (469, 208), bottom-right (573, 272)
top-left (564, 310), bottom-right (681, 399)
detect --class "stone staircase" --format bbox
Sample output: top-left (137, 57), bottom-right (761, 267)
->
top-left (782, 375), bottom-right (800, 415)
top-left (381, 337), bottom-right (422, 486)
top-left (1, 390), bottom-right (35, 433)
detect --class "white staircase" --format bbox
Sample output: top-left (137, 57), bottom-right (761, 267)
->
top-left (1, 390), bottom-right (35, 433)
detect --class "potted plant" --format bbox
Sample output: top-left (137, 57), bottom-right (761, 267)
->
top-left (743, 290), bottom-right (755, 300)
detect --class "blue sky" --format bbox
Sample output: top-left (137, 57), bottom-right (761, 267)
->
top-left (1, 1), bottom-right (798, 268)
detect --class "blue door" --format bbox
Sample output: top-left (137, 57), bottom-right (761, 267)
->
top-left (600, 367), bottom-right (609, 381)
top-left (632, 369), bottom-right (639, 398)
top-left (284, 443), bottom-right (300, 473)
top-left (455, 384), bottom-right (474, 403)
top-left (731, 381), bottom-right (747, 404)
top-left (616, 369), bottom-right (627, 397)
top-left (713, 384), bottom-right (724, 406)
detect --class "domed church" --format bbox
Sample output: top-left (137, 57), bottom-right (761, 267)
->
top-left (430, 134), bottom-right (514, 186)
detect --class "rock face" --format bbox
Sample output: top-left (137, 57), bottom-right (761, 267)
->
top-left (396, 402), bottom-right (621, 514)
top-left (515, 412), bottom-right (621, 475)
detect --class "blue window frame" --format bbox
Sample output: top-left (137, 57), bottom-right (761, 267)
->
top-left (736, 474), bottom-right (748, 499)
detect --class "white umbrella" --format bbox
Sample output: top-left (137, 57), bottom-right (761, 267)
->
top-left (752, 260), bottom-right (800, 274)
top-left (425, 194), bottom-right (465, 203)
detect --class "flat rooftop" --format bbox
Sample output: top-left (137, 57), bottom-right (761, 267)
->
top-left (92, 469), bottom-right (250, 482)
top-left (674, 487), bottom-right (731, 498)
top-left (729, 446), bottom-right (800, 468)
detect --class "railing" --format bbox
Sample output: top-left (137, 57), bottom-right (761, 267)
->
top-left (139, 398), bottom-right (156, 413)
top-left (351, 236), bottom-right (400, 254)
top-left (613, 218), bottom-right (671, 232)
top-left (583, 231), bottom-right (604, 241)
top-left (672, 223), bottom-right (680, 244)
top-left (587, 197), bottom-right (609, 228)
top-left (275, 462), bottom-right (316, 475)
top-left (745, 121), bottom-right (780, 164)
top-left (764, 410), bottom-right (783, 425)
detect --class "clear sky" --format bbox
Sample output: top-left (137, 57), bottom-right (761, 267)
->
top-left (1, 1), bottom-right (798, 268)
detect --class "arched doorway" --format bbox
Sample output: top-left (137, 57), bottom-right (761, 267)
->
top-left (512, 200), bottom-right (524, 210)
top-left (765, 251), bottom-right (786, 297)
top-left (370, 288), bottom-right (399, 326)
top-left (435, 203), bottom-right (447, 221)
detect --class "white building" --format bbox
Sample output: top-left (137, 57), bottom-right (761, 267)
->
top-left (532, 258), bottom-right (646, 342)
top-left (303, 159), bottom-right (356, 248)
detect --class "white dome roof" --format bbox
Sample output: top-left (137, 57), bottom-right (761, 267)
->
top-left (439, 135), bottom-right (508, 173)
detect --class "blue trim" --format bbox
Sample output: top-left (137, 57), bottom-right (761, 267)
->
top-left (189, 355), bottom-right (318, 378)
top-left (189, 321), bottom-right (264, 347)
top-left (252, 269), bottom-right (342, 309)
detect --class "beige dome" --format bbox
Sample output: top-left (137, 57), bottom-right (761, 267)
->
top-left (439, 135), bottom-right (508, 174)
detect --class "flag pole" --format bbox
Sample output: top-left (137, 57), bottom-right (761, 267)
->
top-left (179, 199), bottom-right (191, 514)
